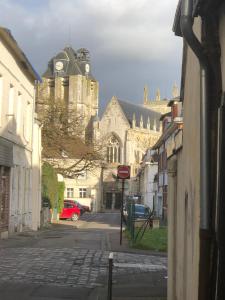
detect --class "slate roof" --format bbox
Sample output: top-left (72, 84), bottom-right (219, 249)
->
top-left (117, 99), bottom-right (161, 129)
top-left (42, 46), bottom-right (96, 80)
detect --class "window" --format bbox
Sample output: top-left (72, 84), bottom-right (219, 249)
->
top-left (79, 188), bottom-right (87, 198)
top-left (64, 202), bottom-right (73, 208)
top-left (23, 101), bottom-right (31, 142)
top-left (8, 84), bottom-right (14, 115)
top-left (16, 92), bottom-right (22, 134)
top-left (7, 84), bottom-right (14, 132)
top-left (106, 135), bottom-right (121, 163)
top-left (67, 188), bottom-right (74, 198)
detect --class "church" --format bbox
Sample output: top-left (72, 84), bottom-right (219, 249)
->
top-left (37, 46), bottom-right (172, 211)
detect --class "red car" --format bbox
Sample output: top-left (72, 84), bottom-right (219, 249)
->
top-left (64, 199), bottom-right (90, 214)
top-left (60, 201), bottom-right (81, 221)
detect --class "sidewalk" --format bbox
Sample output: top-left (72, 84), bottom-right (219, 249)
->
top-left (0, 282), bottom-right (93, 300)
top-left (89, 271), bottom-right (167, 300)
top-left (88, 231), bottom-right (167, 300)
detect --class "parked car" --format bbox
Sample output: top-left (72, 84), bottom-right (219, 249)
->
top-left (60, 201), bottom-right (80, 221)
top-left (64, 199), bottom-right (90, 214)
top-left (134, 204), bottom-right (150, 219)
top-left (79, 203), bottom-right (90, 213)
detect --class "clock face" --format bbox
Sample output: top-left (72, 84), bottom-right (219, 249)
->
top-left (85, 63), bottom-right (90, 73)
top-left (55, 61), bottom-right (64, 71)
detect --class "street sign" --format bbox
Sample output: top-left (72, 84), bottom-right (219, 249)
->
top-left (117, 165), bottom-right (130, 180)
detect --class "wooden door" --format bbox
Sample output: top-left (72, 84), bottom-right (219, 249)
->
top-left (0, 166), bottom-right (10, 232)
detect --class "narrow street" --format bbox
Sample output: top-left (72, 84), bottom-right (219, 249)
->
top-left (0, 213), bottom-right (167, 300)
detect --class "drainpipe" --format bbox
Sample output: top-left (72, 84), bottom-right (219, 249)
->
top-left (180, 0), bottom-right (211, 299)
top-left (215, 94), bottom-right (225, 299)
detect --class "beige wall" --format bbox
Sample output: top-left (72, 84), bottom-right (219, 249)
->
top-left (167, 19), bottom-right (201, 300)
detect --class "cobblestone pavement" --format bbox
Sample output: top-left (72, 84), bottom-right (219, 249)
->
top-left (0, 247), bottom-right (167, 288)
top-left (0, 213), bottom-right (167, 299)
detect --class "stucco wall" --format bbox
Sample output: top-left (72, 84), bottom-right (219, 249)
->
top-left (0, 36), bottom-right (42, 235)
top-left (167, 19), bottom-right (201, 300)
top-left (140, 163), bottom-right (158, 210)
top-left (0, 41), bottom-right (34, 149)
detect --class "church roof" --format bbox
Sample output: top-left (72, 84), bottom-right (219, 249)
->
top-left (42, 46), bottom-right (96, 80)
top-left (117, 99), bottom-right (161, 129)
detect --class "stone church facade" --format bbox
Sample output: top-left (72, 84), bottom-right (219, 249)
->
top-left (37, 45), bottom-right (171, 211)
top-left (94, 96), bottom-right (163, 210)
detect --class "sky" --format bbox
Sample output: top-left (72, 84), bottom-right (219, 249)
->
top-left (0, 0), bottom-right (182, 110)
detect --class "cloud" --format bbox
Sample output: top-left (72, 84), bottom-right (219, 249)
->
top-left (0, 0), bottom-right (180, 60)
top-left (0, 0), bottom-right (182, 102)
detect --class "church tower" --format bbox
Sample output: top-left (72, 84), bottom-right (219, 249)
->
top-left (143, 85), bottom-right (170, 114)
top-left (143, 85), bottom-right (149, 105)
top-left (172, 83), bottom-right (179, 98)
top-left (36, 47), bottom-right (99, 135)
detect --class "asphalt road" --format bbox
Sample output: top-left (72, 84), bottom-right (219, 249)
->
top-left (0, 212), bottom-right (167, 300)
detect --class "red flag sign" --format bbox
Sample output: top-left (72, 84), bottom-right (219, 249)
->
top-left (117, 165), bottom-right (130, 179)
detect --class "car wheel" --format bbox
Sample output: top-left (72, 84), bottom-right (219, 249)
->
top-left (71, 213), bottom-right (79, 221)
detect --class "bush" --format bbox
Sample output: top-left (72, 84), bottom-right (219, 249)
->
top-left (57, 181), bottom-right (65, 213)
top-left (42, 162), bottom-right (58, 211)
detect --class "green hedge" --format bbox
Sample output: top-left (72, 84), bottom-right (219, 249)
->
top-left (57, 181), bottom-right (65, 213)
top-left (42, 162), bottom-right (65, 213)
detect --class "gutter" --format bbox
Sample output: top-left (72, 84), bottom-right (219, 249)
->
top-left (180, 0), bottom-right (210, 231)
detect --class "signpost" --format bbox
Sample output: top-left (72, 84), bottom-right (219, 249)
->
top-left (117, 165), bottom-right (130, 245)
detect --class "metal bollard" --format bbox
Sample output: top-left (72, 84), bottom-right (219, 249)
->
top-left (107, 252), bottom-right (113, 300)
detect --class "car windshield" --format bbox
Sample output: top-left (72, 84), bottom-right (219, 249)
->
top-left (135, 206), bottom-right (145, 213)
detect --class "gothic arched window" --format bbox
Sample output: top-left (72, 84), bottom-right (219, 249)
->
top-left (106, 135), bottom-right (121, 163)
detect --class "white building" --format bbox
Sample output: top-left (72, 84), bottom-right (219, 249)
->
top-left (0, 27), bottom-right (42, 238)
top-left (137, 149), bottom-right (158, 211)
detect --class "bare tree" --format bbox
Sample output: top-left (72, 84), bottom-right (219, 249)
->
top-left (39, 97), bottom-right (103, 178)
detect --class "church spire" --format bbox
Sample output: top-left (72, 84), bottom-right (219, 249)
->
top-left (156, 88), bottom-right (161, 101)
top-left (143, 85), bottom-right (149, 104)
top-left (132, 113), bottom-right (136, 128)
top-left (172, 83), bottom-right (179, 98)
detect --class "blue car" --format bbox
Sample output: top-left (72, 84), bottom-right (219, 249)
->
top-left (134, 204), bottom-right (150, 219)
